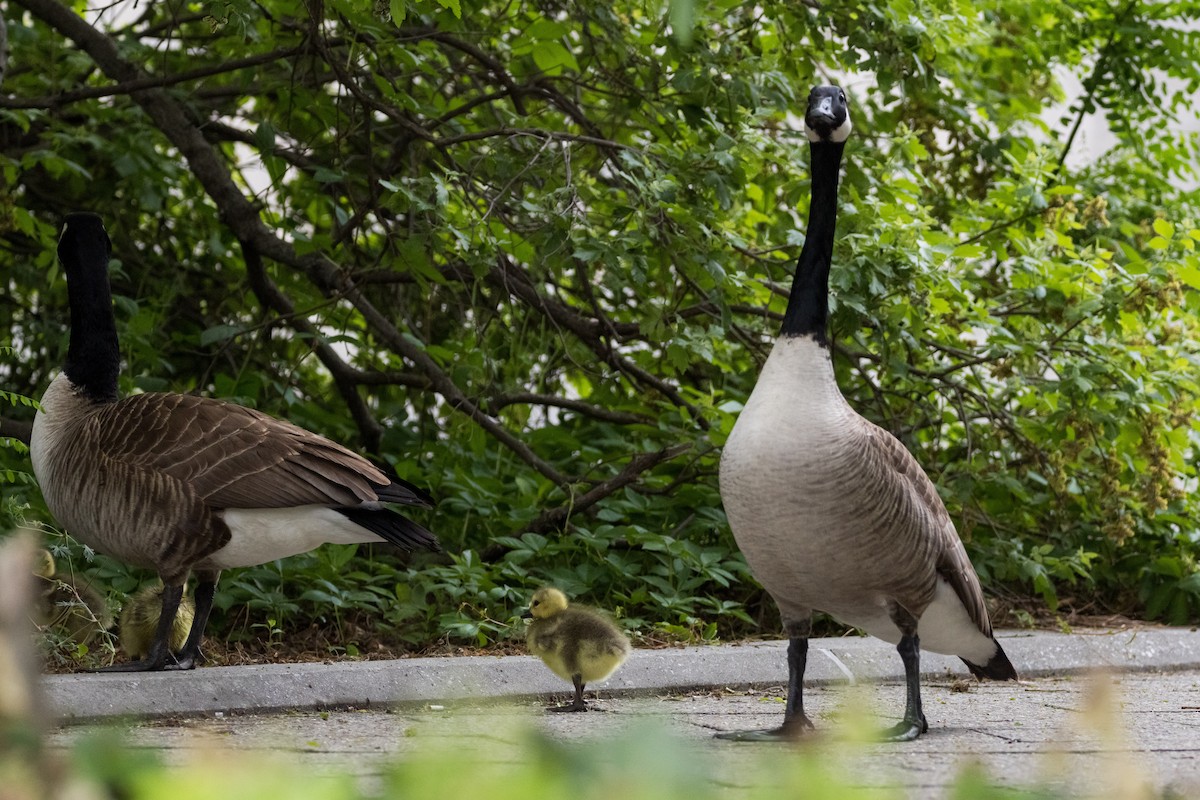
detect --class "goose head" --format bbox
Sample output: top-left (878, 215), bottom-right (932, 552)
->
top-left (804, 85), bottom-right (851, 144)
top-left (521, 587), bottom-right (569, 620)
top-left (58, 212), bottom-right (112, 273)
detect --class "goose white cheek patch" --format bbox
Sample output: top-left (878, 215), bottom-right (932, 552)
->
top-left (807, 117), bottom-right (853, 143)
top-left (828, 117), bottom-right (852, 143)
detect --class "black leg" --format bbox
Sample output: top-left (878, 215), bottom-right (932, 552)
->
top-left (880, 605), bottom-right (928, 741)
top-left (780, 635), bottom-right (816, 734)
top-left (168, 571), bottom-right (218, 671)
top-left (95, 582), bottom-right (185, 672)
top-left (547, 675), bottom-right (589, 713)
top-left (716, 616), bottom-right (814, 741)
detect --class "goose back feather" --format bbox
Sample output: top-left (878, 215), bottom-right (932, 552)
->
top-left (29, 212), bottom-right (439, 670)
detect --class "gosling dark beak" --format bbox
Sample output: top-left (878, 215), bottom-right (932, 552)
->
top-left (521, 609), bottom-right (533, 619)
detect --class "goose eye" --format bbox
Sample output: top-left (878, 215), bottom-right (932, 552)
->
top-left (839, 91), bottom-right (847, 103)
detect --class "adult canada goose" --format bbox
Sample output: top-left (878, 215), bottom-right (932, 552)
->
top-left (716, 87), bottom-right (1016, 742)
top-left (120, 583), bottom-right (196, 662)
top-left (522, 587), bottom-right (632, 712)
top-left (30, 213), bottom-right (439, 671)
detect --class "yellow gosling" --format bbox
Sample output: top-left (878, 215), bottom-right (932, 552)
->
top-left (523, 587), bottom-right (631, 712)
top-left (33, 549), bottom-right (112, 646)
top-left (119, 584), bottom-right (196, 662)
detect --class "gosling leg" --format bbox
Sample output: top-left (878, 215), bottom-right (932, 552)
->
top-left (547, 675), bottom-right (589, 712)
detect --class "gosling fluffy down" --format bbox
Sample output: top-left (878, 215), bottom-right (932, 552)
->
top-left (522, 587), bottom-right (631, 712)
top-left (33, 549), bottom-right (112, 646)
top-left (120, 584), bottom-right (196, 662)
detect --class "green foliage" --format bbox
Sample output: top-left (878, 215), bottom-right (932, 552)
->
top-left (0, 366), bottom-right (37, 525)
top-left (1, 717), bottom-right (1177, 800)
top-left (2, 0), bottom-right (1200, 654)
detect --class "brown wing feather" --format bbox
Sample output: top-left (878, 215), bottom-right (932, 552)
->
top-left (88, 392), bottom-right (390, 509)
top-left (863, 422), bottom-right (993, 638)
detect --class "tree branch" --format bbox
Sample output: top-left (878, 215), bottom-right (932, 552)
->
top-left (526, 444), bottom-right (693, 533)
top-left (422, 30), bottom-right (528, 116)
top-left (18, 0), bottom-right (569, 488)
top-left (490, 255), bottom-right (707, 427)
top-left (487, 392), bottom-right (649, 425)
top-left (240, 239), bottom-right (383, 453)
top-left (0, 416), bottom-right (32, 446)
top-left (1053, 0), bottom-right (1140, 180)
top-left (0, 45), bottom-right (305, 109)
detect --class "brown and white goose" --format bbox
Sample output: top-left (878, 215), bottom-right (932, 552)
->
top-left (30, 213), bottom-right (439, 672)
top-left (717, 86), bottom-right (1016, 742)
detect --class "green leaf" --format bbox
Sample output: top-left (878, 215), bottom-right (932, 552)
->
top-left (1179, 264), bottom-right (1200, 290)
top-left (531, 41), bottom-right (579, 75)
top-left (199, 324), bottom-right (245, 347)
top-left (669, 0), bottom-right (695, 46)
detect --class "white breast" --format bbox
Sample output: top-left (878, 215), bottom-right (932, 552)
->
top-left (30, 374), bottom-right (75, 484)
top-left (719, 337), bottom-right (912, 620)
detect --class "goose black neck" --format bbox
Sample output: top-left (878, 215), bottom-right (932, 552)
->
top-left (780, 140), bottom-right (845, 344)
top-left (61, 241), bottom-right (120, 403)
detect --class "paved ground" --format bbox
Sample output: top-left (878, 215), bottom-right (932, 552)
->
top-left (44, 670), bottom-right (1200, 798)
top-left (38, 628), bottom-right (1200, 798)
top-left (42, 627), bottom-right (1200, 720)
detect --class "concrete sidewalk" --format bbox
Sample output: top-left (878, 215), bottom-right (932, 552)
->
top-left (45, 671), bottom-right (1200, 797)
top-left (43, 626), bottom-right (1200, 721)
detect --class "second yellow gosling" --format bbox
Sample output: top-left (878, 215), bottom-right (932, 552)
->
top-left (523, 587), bottom-right (631, 712)
top-left (119, 584), bottom-right (196, 662)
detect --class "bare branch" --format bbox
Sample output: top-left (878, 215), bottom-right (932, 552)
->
top-left (490, 255), bottom-right (708, 428)
top-left (524, 444), bottom-right (692, 535)
top-left (487, 392), bottom-right (649, 425)
top-left (0, 45), bottom-right (305, 109)
top-left (0, 416), bottom-right (32, 446)
top-left (240, 239), bottom-right (383, 452)
top-left (18, 0), bottom-right (569, 487)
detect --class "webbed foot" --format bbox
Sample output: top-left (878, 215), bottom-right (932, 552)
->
top-left (879, 714), bottom-right (927, 742)
top-left (545, 697), bottom-right (590, 712)
top-left (714, 715), bottom-right (814, 742)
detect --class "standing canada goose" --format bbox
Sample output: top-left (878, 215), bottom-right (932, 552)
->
top-left (120, 583), bottom-right (196, 662)
top-left (522, 587), bottom-right (632, 712)
top-left (716, 87), bottom-right (1016, 742)
top-left (30, 213), bottom-right (440, 671)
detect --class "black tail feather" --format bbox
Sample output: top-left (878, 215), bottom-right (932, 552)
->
top-left (370, 476), bottom-right (435, 508)
top-left (336, 506), bottom-right (441, 552)
top-left (962, 638), bottom-right (1018, 681)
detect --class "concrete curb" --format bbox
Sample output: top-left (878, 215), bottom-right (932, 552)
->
top-left (42, 626), bottom-right (1200, 722)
